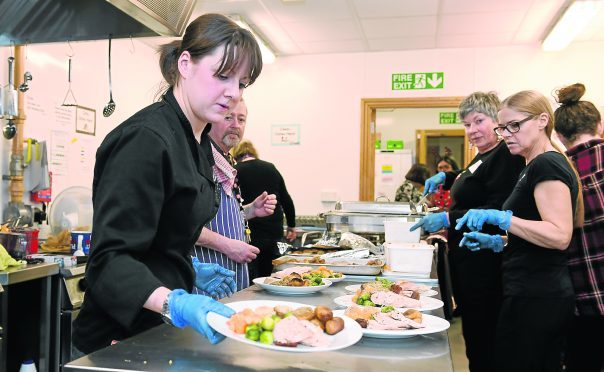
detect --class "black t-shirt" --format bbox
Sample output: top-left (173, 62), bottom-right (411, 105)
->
top-left (447, 141), bottom-right (526, 249)
top-left (235, 159), bottom-right (295, 239)
top-left (501, 151), bottom-right (577, 298)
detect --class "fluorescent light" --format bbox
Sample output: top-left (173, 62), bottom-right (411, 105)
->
top-left (542, 0), bottom-right (604, 51)
top-left (230, 15), bottom-right (276, 63)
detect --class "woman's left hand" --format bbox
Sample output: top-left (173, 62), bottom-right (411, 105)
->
top-left (459, 231), bottom-right (505, 253)
top-left (192, 257), bottom-right (236, 298)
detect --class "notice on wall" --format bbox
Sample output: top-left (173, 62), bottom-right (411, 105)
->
top-left (271, 125), bottom-right (300, 146)
top-left (392, 72), bottom-right (444, 90)
top-left (439, 112), bottom-right (461, 124)
top-left (50, 130), bottom-right (70, 176)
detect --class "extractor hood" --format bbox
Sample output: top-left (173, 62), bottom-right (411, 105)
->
top-left (0, 0), bottom-right (196, 45)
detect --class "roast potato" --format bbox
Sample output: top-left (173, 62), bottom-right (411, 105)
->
top-left (314, 305), bottom-right (333, 323)
top-left (325, 317), bottom-right (345, 335)
top-left (292, 307), bottom-right (315, 321)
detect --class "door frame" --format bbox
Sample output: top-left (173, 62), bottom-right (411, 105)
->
top-left (359, 97), bottom-right (465, 201)
top-left (416, 128), bottom-right (466, 166)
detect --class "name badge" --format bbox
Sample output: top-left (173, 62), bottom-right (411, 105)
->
top-left (468, 160), bottom-right (483, 174)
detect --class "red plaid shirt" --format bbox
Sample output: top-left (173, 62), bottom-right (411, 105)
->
top-left (566, 138), bottom-right (604, 316)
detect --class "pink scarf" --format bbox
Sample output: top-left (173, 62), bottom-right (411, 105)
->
top-left (211, 144), bottom-right (237, 196)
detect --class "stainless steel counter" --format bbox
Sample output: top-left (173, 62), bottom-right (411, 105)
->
top-left (65, 279), bottom-right (453, 372)
top-left (0, 262), bottom-right (61, 372)
top-left (0, 262), bottom-right (59, 285)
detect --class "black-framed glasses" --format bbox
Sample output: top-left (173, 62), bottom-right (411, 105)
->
top-left (493, 115), bottom-right (536, 135)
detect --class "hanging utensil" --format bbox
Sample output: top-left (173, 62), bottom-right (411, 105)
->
top-left (6, 56), bottom-right (18, 116)
top-left (3, 56), bottom-right (18, 139)
top-left (19, 71), bottom-right (32, 92)
top-left (103, 34), bottom-right (115, 117)
top-left (61, 57), bottom-right (77, 107)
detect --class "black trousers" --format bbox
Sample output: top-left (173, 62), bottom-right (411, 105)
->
top-left (495, 295), bottom-right (574, 372)
top-left (248, 236), bottom-right (279, 281)
top-left (565, 315), bottom-right (604, 372)
top-left (449, 248), bottom-right (502, 372)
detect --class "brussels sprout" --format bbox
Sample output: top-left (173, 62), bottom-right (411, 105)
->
top-left (381, 306), bottom-right (395, 313)
top-left (260, 316), bottom-right (275, 331)
top-left (245, 325), bottom-right (260, 341)
top-left (259, 331), bottom-right (274, 345)
top-left (283, 311), bottom-right (293, 318)
top-left (363, 300), bottom-right (375, 307)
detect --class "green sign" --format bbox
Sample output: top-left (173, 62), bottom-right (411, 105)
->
top-left (439, 112), bottom-right (461, 124)
top-left (392, 72), bottom-right (444, 90)
top-left (386, 140), bottom-right (404, 150)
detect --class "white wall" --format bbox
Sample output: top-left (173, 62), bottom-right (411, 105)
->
top-left (2, 39), bottom-right (604, 219)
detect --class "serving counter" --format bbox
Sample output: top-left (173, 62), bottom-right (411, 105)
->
top-left (65, 278), bottom-right (453, 372)
top-left (0, 262), bottom-right (60, 372)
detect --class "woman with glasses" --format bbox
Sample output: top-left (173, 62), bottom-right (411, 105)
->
top-left (455, 90), bottom-right (584, 372)
top-left (553, 83), bottom-right (603, 372)
top-left (410, 91), bottom-right (525, 372)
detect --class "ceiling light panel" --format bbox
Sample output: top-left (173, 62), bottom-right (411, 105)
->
top-left (362, 16), bottom-right (437, 39)
top-left (352, 0), bottom-right (439, 18)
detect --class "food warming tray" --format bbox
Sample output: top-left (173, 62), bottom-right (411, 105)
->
top-left (272, 257), bottom-right (384, 276)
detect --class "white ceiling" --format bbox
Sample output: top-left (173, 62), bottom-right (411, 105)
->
top-left (177, 0), bottom-right (604, 57)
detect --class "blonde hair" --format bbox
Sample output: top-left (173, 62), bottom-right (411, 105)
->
top-left (233, 140), bottom-right (259, 162)
top-left (501, 90), bottom-right (584, 228)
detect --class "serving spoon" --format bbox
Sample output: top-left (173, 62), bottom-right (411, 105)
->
top-left (103, 35), bottom-right (115, 117)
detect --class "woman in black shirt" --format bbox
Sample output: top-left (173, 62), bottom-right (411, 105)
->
top-left (73, 14), bottom-right (263, 354)
top-left (411, 92), bottom-right (525, 372)
top-left (457, 90), bottom-right (584, 372)
top-left (233, 140), bottom-right (296, 279)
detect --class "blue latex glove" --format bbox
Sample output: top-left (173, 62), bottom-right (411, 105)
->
top-left (423, 172), bottom-right (446, 196)
top-left (409, 212), bottom-right (449, 233)
top-left (168, 289), bottom-right (235, 344)
top-left (455, 209), bottom-right (513, 232)
top-left (459, 232), bottom-right (505, 253)
top-left (192, 257), bottom-right (236, 299)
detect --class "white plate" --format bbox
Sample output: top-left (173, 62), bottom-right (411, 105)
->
top-left (344, 284), bottom-right (438, 297)
top-left (253, 277), bottom-right (332, 295)
top-left (327, 274), bottom-right (346, 283)
top-left (333, 310), bottom-right (450, 339)
top-left (333, 295), bottom-right (443, 312)
top-left (207, 300), bottom-right (363, 352)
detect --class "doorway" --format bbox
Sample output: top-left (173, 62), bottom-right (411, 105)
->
top-left (359, 97), bottom-right (468, 201)
top-left (417, 129), bottom-right (465, 175)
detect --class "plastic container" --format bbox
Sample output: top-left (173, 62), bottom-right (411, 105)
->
top-left (383, 218), bottom-right (421, 243)
top-left (384, 242), bottom-right (435, 277)
top-left (71, 231), bottom-right (91, 255)
top-left (19, 359), bottom-right (37, 372)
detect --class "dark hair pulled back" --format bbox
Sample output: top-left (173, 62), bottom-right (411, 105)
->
top-left (159, 13), bottom-right (263, 89)
top-left (554, 83), bottom-right (601, 142)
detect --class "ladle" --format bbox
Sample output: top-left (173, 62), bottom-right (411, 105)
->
top-left (103, 35), bottom-right (115, 117)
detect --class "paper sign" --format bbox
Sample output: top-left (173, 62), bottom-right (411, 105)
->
top-left (271, 125), bottom-right (300, 146)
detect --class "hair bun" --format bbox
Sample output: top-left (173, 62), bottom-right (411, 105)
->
top-left (556, 83), bottom-right (585, 105)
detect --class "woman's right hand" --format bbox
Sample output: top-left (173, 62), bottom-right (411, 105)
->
top-left (423, 172), bottom-right (446, 195)
top-left (168, 289), bottom-right (234, 344)
top-left (409, 212), bottom-right (449, 233)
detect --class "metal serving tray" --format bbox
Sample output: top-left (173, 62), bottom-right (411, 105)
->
top-left (273, 256), bottom-right (384, 276)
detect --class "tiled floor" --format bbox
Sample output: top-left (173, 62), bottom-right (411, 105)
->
top-left (447, 317), bottom-right (470, 372)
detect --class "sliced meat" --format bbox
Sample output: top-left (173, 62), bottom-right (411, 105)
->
top-left (394, 280), bottom-right (431, 293)
top-left (273, 316), bottom-right (314, 345)
top-left (371, 291), bottom-right (422, 308)
top-left (367, 312), bottom-right (425, 330)
top-left (299, 320), bottom-right (330, 348)
top-left (272, 266), bottom-right (313, 279)
top-left (272, 316), bottom-right (331, 348)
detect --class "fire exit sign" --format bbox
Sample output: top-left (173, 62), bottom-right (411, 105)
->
top-left (439, 112), bottom-right (461, 124)
top-left (392, 72), bottom-right (444, 90)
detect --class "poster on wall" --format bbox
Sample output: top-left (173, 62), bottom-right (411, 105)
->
top-left (271, 125), bottom-right (300, 146)
top-left (75, 106), bottom-right (96, 136)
